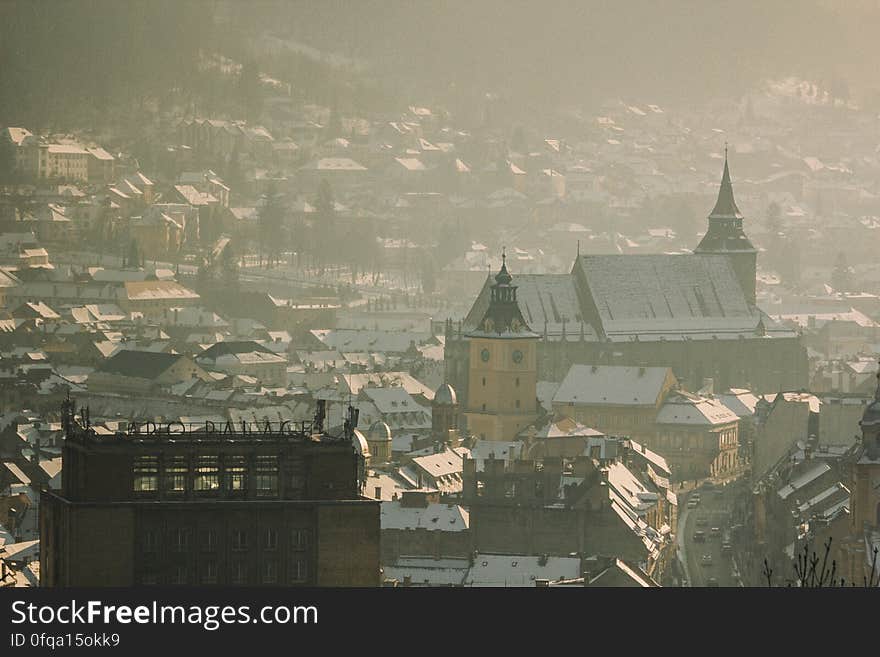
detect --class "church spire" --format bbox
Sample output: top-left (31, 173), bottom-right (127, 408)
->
top-left (709, 145), bottom-right (742, 219)
top-left (694, 149), bottom-right (757, 306)
top-left (466, 250), bottom-right (537, 338)
top-left (495, 246), bottom-right (512, 285)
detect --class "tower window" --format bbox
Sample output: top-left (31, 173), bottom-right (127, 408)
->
top-left (481, 403), bottom-right (486, 411)
top-left (515, 378), bottom-right (520, 387)
top-left (482, 377), bottom-right (486, 386)
top-left (515, 400), bottom-right (521, 409)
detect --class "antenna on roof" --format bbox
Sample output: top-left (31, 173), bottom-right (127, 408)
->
top-left (577, 240), bottom-right (580, 258)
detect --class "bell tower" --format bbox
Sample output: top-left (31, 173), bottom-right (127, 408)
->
top-left (464, 250), bottom-right (539, 441)
top-left (694, 148), bottom-right (758, 305)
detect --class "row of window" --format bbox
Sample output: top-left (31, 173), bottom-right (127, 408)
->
top-left (133, 455), bottom-right (299, 497)
top-left (142, 559), bottom-right (309, 585)
top-left (143, 527), bottom-right (311, 553)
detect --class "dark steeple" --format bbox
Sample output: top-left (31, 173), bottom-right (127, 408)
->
top-left (708, 147), bottom-right (742, 219)
top-left (466, 248), bottom-right (538, 338)
top-left (495, 249), bottom-right (513, 286)
top-left (695, 148), bottom-right (755, 253)
top-left (694, 149), bottom-right (758, 306)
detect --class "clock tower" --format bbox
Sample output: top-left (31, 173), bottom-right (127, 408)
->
top-left (464, 251), bottom-right (539, 441)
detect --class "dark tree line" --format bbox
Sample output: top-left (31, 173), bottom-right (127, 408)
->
top-left (0, 0), bottom-right (210, 130)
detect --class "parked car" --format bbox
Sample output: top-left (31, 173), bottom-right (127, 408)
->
top-left (693, 530), bottom-right (706, 543)
top-left (706, 577), bottom-right (719, 587)
top-left (701, 554), bottom-right (713, 566)
top-left (721, 542), bottom-right (733, 555)
top-left (695, 517), bottom-right (708, 528)
top-left (687, 498), bottom-right (700, 509)
top-left (710, 526), bottom-right (722, 538)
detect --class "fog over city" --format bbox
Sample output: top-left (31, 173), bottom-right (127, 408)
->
top-left (1, 1), bottom-right (879, 590)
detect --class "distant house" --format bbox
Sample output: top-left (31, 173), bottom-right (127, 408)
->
top-left (129, 209), bottom-right (184, 259)
top-left (88, 350), bottom-right (210, 394)
top-left (380, 489), bottom-right (470, 563)
top-left (40, 143), bottom-right (90, 181)
top-left (399, 447), bottom-right (468, 494)
top-left (117, 281), bottom-right (200, 321)
top-left (86, 147), bottom-right (115, 183)
top-left (552, 365), bottom-right (679, 441)
top-left (297, 157), bottom-right (368, 188)
top-left (195, 340), bottom-right (288, 387)
top-left (654, 392), bottom-right (740, 478)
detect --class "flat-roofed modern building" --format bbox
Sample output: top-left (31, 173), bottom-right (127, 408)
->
top-left (40, 399), bottom-right (380, 587)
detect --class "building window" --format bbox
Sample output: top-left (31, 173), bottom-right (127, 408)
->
top-left (200, 529), bottom-right (216, 552)
top-left (481, 403), bottom-right (486, 411)
top-left (143, 529), bottom-right (159, 553)
top-left (226, 455), bottom-right (247, 493)
top-left (290, 559), bottom-right (308, 584)
top-left (194, 455), bottom-right (220, 493)
top-left (291, 528), bottom-right (309, 550)
top-left (482, 377), bottom-right (486, 386)
top-left (254, 456), bottom-right (279, 497)
top-left (141, 573), bottom-right (158, 586)
top-left (231, 560), bottom-right (247, 585)
top-left (201, 560), bottom-right (217, 585)
top-left (164, 456), bottom-right (188, 494)
top-left (133, 455), bottom-right (158, 493)
top-left (170, 528), bottom-right (190, 552)
top-left (515, 378), bottom-right (520, 387)
top-left (265, 528), bottom-right (278, 551)
top-left (288, 471), bottom-right (305, 494)
top-left (262, 560), bottom-right (278, 584)
top-left (171, 565), bottom-right (188, 585)
top-left (232, 529), bottom-right (248, 552)
top-left (515, 400), bottom-right (520, 409)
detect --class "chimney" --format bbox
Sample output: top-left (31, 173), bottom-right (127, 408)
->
top-left (403, 575), bottom-right (412, 587)
top-left (582, 571), bottom-right (593, 587)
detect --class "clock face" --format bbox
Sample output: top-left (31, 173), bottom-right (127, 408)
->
top-left (480, 348), bottom-right (490, 363)
top-left (512, 349), bottom-right (523, 364)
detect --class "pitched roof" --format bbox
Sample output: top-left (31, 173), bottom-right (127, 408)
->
top-left (464, 273), bottom-right (589, 341)
top-left (464, 554), bottom-right (582, 587)
top-left (123, 281), bottom-right (199, 302)
top-left (576, 253), bottom-right (759, 336)
top-left (656, 393), bottom-right (740, 425)
top-left (95, 350), bottom-right (184, 379)
top-left (554, 364), bottom-right (673, 406)
top-left (381, 501), bottom-right (469, 532)
top-left (196, 340), bottom-right (275, 360)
